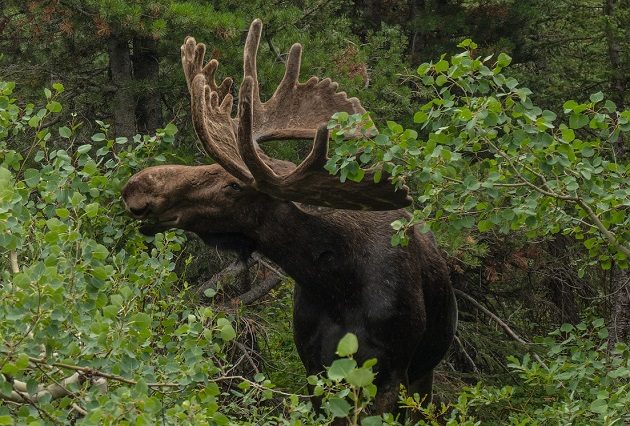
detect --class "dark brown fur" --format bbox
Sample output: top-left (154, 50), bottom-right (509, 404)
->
top-left (122, 19), bottom-right (456, 416)
top-left (122, 163), bottom-right (456, 414)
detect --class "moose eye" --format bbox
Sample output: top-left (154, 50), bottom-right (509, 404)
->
top-left (226, 182), bottom-right (242, 191)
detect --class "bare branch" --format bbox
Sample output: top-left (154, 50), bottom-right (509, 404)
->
top-left (454, 289), bottom-right (548, 369)
top-left (197, 255), bottom-right (256, 299)
top-left (9, 251), bottom-right (19, 274)
top-left (231, 275), bottom-right (283, 305)
top-left (0, 353), bottom-right (182, 388)
top-left (453, 335), bottom-right (479, 373)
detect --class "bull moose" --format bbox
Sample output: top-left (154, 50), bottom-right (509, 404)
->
top-left (122, 19), bottom-right (456, 414)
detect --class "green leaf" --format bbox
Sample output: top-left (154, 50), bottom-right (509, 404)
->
top-left (347, 167), bottom-right (365, 183)
top-left (346, 367), bottom-right (375, 387)
top-left (336, 333), bottom-right (359, 357)
top-left (28, 115), bottom-right (41, 128)
top-left (132, 312), bottom-right (152, 329)
top-left (163, 122), bottom-right (178, 136)
top-left (77, 144), bottom-right (91, 154)
top-left (217, 317), bottom-right (236, 341)
top-left (0, 167), bottom-right (12, 188)
top-left (417, 63), bottom-right (430, 75)
top-left (373, 169), bottom-right (382, 183)
top-left (59, 126), bottom-right (72, 138)
top-left (326, 397), bottom-right (352, 418)
top-left (497, 52), bottom-right (512, 67)
top-left (92, 244), bottom-right (109, 260)
top-left (563, 100), bottom-right (579, 112)
top-left (434, 59), bottom-right (449, 73)
top-left (589, 398), bottom-right (608, 414)
top-left (23, 168), bottom-right (40, 187)
top-left (569, 113), bottom-right (588, 129)
top-left (414, 111), bottom-right (428, 124)
top-left (46, 101), bottom-right (62, 113)
top-left (0, 415), bottom-right (14, 425)
top-left (361, 416), bottom-right (383, 426)
top-left (91, 133), bottom-right (106, 142)
top-left (589, 91), bottom-right (604, 103)
top-left (592, 318), bottom-right (605, 328)
top-left (374, 134), bottom-right (389, 146)
top-left (561, 128), bottom-right (575, 142)
top-left (52, 82), bottom-right (65, 93)
top-left (56, 208), bottom-right (70, 219)
top-left (477, 220), bottom-right (493, 232)
top-left (85, 202), bottom-right (99, 218)
top-left (327, 358), bottom-right (357, 381)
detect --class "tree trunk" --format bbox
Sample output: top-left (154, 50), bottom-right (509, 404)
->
top-left (609, 266), bottom-right (630, 344)
top-left (133, 37), bottom-right (162, 135)
top-left (546, 237), bottom-right (580, 324)
top-left (603, 0), bottom-right (626, 155)
top-left (108, 37), bottom-right (136, 138)
top-left (603, 0), bottom-right (625, 106)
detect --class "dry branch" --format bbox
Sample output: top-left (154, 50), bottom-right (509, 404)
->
top-left (197, 255), bottom-right (256, 298)
top-left (232, 275), bottom-right (283, 305)
top-left (454, 288), bottom-right (548, 368)
top-left (3, 372), bottom-right (83, 403)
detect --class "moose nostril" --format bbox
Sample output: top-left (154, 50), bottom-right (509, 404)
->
top-left (129, 205), bottom-right (149, 217)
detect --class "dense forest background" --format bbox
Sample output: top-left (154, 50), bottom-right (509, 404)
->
top-left (0, 0), bottom-right (628, 424)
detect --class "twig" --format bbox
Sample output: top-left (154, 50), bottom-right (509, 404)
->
top-left (453, 335), bottom-right (479, 373)
top-left (0, 352), bottom-right (182, 388)
top-left (265, 34), bottom-right (285, 64)
top-left (233, 341), bottom-right (260, 374)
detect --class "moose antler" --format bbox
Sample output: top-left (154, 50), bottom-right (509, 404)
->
top-left (183, 19), bottom-right (411, 210)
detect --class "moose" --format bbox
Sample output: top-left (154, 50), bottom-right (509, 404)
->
top-left (122, 19), bottom-right (456, 414)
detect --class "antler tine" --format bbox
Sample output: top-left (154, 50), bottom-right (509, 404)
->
top-left (291, 124), bottom-right (330, 174)
top-left (181, 36), bottom-right (233, 100)
top-left (243, 19), bottom-right (262, 106)
top-left (237, 76), bottom-right (282, 187)
top-left (275, 43), bottom-right (302, 94)
top-left (191, 74), bottom-right (253, 183)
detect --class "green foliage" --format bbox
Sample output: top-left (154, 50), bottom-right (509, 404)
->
top-left (441, 320), bottom-right (630, 425)
top-left (327, 43), bottom-right (630, 270)
top-left (0, 84), bottom-right (278, 424)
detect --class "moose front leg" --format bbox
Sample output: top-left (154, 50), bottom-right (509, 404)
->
top-left (371, 369), bottom-right (408, 418)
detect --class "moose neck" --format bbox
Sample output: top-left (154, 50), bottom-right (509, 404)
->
top-left (249, 202), bottom-right (353, 290)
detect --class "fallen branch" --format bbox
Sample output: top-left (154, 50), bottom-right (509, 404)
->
top-left (231, 275), bottom-right (283, 305)
top-left (197, 255), bottom-right (256, 298)
top-left (454, 288), bottom-right (548, 369)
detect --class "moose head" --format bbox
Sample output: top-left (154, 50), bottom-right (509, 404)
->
top-left (123, 19), bottom-right (411, 239)
top-left (122, 19), bottom-right (455, 417)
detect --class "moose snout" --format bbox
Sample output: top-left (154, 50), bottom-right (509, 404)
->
top-left (122, 176), bottom-right (154, 218)
top-left (127, 203), bottom-right (149, 217)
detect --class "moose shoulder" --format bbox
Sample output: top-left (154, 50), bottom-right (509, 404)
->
top-left (122, 19), bottom-right (456, 414)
